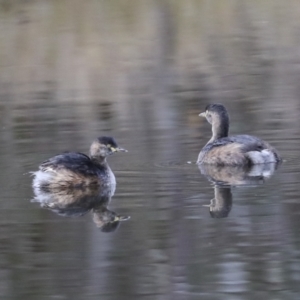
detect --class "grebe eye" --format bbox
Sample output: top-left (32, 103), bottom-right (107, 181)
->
top-left (206, 113), bottom-right (213, 123)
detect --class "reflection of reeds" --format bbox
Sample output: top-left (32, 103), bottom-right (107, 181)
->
top-left (0, 1), bottom-right (297, 168)
top-left (0, 1), bottom-right (299, 113)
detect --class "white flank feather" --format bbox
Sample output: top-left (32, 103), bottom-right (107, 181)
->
top-left (246, 149), bottom-right (276, 165)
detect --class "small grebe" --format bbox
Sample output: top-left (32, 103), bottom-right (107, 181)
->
top-left (197, 104), bottom-right (281, 166)
top-left (32, 136), bottom-right (127, 191)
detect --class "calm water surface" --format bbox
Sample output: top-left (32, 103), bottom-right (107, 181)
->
top-left (1, 1), bottom-right (300, 299)
top-left (0, 98), bottom-right (298, 300)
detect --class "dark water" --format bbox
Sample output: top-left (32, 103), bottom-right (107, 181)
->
top-left (1, 1), bottom-right (300, 300)
top-left (2, 98), bottom-right (299, 300)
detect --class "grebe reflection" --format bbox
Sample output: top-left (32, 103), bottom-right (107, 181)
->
top-left (199, 163), bottom-right (279, 218)
top-left (199, 163), bottom-right (279, 187)
top-left (31, 185), bottom-right (130, 232)
top-left (203, 186), bottom-right (232, 218)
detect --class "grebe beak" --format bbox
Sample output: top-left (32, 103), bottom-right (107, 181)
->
top-left (110, 146), bottom-right (128, 153)
top-left (115, 147), bottom-right (128, 153)
top-left (115, 215), bottom-right (131, 222)
top-left (199, 112), bottom-right (206, 117)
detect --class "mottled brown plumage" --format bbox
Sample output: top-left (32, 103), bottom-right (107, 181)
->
top-left (32, 136), bottom-right (127, 191)
top-left (197, 104), bottom-right (281, 166)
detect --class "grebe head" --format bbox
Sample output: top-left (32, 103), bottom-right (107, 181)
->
top-left (199, 104), bottom-right (229, 141)
top-left (89, 136), bottom-right (127, 159)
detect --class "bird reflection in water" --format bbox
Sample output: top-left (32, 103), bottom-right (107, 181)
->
top-left (31, 185), bottom-right (130, 232)
top-left (203, 186), bottom-right (232, 218)
top-left (199, 162), bottom-right (280, 218)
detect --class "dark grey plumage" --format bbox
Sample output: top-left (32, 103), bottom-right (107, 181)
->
top-left (32, 136), bottom-right (127, 191)
top-left (197, 104), bottom-right (281, 166)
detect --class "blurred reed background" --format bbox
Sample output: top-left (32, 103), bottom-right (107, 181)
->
top-left (0, 1), bottom-right (299, 154)
top-left (1, 0), bottom-right (300, 108)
